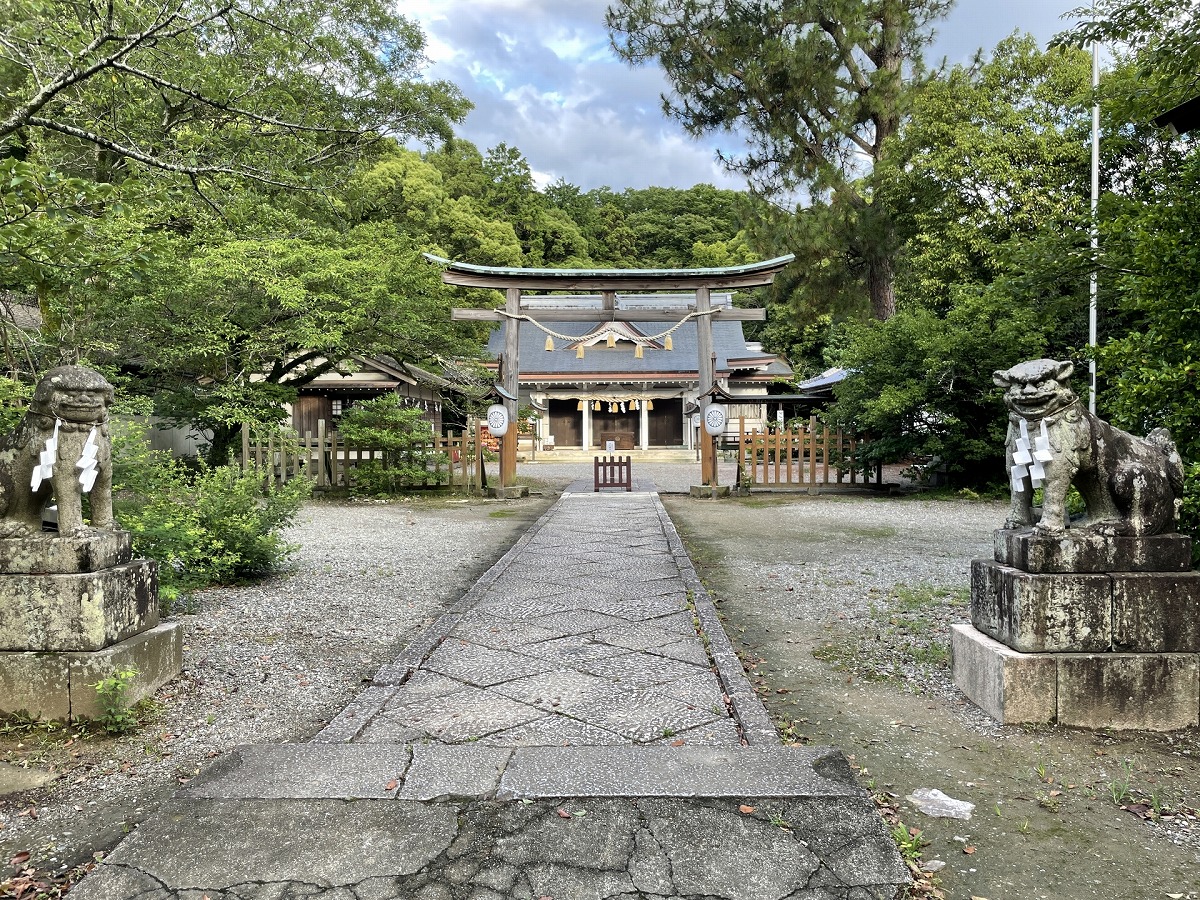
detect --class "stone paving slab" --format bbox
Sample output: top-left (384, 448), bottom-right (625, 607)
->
top-left (71, 796), bottom-right (907, 900)
top-left (496, 746), bottom-right (863, 799)
top-left (187, 744), bottom-right (411, 799)
top-left (398, 744), bottom-right (513, 801)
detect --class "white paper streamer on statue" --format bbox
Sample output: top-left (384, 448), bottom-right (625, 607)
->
top-left (76, 427), bottom-right (99, 493)
top-left (30, 419), bottom-right (61, 491)
top-left (1011, 418), bottom-right (1054, 493)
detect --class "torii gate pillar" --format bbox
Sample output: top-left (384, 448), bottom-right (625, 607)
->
top-left (500, 287), bottom-right (520, 487)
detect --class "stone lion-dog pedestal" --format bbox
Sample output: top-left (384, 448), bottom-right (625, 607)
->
top-left (0, 366), bottom-right (182, 723)
top-left (952, 359), bottom-right (1199, 730)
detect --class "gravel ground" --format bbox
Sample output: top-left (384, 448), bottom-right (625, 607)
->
top-left (0, 495), bottom-right (553, 880)
top-left (665, 492), bottom-right (1200, 900)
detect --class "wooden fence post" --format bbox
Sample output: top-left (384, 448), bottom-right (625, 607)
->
top-left (315, 419), bottom-right (327, 488)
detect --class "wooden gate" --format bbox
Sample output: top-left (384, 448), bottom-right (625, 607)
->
top-left (736, 416), bottom-right (878, 486)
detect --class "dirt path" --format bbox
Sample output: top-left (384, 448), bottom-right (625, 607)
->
top-left (664, 493), bottom-right (1200, 900)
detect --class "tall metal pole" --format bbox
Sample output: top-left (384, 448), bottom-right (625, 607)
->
top-left (1089, 0), bottom-right (1100, 414)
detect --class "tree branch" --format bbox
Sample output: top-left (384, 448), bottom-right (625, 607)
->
top-left (0, 0), bottom-right (235, 142)
top-left (25, 116), bottom-right (295, 186)
top-left (108, 61), bottom-right (360, 136)
top-left (818, 17), bottom-right (871, 93)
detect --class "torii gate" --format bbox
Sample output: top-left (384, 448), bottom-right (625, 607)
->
top-left (427, 254), bottom-right (795, 489)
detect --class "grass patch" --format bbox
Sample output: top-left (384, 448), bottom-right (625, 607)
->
top-left (845, 525), bottom-right (899, 539)
top-left (811, 582), bottom-right (966, 690)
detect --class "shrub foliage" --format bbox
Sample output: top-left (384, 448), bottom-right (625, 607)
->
top-left (111, 422), bottom-right (312, 600)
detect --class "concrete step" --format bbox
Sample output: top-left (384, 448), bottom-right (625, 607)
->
top-left (184, 743), bottom-right (864, 802)
top-left (523, 448), bottom-right (700, 463)
top-left (67, 743), bottom-right (908, 899)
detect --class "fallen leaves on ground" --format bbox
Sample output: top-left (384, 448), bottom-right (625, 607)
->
top-left (739, 804), bottom-right (756, 814)
top-left (1, 854), bottom-right (96, 899)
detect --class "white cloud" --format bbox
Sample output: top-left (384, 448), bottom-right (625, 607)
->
top-left (407, 0), bottom-right (1083, 192)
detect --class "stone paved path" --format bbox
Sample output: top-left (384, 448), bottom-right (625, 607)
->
top-left (316, 484), bottom-right (767, 751)
top-left (70, 486), bottom-right (908, 900)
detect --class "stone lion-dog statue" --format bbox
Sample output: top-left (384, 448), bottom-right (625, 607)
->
top-left (0, 366), bottom-right (115, 538)
top-left (994, 359), bottom-right (1184, 536)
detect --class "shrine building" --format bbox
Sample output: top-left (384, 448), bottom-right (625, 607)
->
top-left (485, 292), bottom-right (792, 451)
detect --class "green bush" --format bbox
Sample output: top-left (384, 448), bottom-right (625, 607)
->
top-left (111, 421), bottom-right (312, 599)
top-left (338, 396), bottom-right (448, 495)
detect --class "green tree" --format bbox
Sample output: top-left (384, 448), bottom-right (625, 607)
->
top-left (74, 220), bottom-right (470, 462)
top-left (1057, 0), bottom-right (1200, 539)
top-left (606, 0), bottom-right (953, 319)
top-left (826, 37), bottom-right (1097, 485)
top-left (348, 145), bottom-right (523, 265)
top-left (0, 0), bottom-right (469, 188)
top-left (886, 36), bottom-right (1094, 321)
top-left (1060, 0), bottom-right (1200, 115)
top-left (338, 395), bottom-right (448, 494)
top-left (1094, 150), bottom-right (1200, 536)
top-left (0, 0), bottom-right (470, 327)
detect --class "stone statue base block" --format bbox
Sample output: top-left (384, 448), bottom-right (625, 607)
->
top-left (971, 559), bottom-right (1200, 654)
top-left (0, 622), bottom-right (183, 722)
top-left (951, 624), bottom-right (1200, 730)
top-left (971, 559), bottom-right (1111, 653)
top-left (1114, 573), bottom-right (1200, 651)
top-left (994, 528), bottom-right (1192, 574)
top-left (0, 560), bottom-right (159, 652)
top-left (949, 624), bottom-right (1057, 724)
top-left (0, 529), bottom-right (133, 574)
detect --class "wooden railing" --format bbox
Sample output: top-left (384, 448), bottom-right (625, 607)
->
top-left (736, 416), bottom-right (878, 487)
top-left (240, 419), bottom-right (486, 491)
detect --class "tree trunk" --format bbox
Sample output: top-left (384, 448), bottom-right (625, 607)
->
top-left (206, 424), bottom-right (241, 466)
top-left (868, 253), bottom-right (896, 321)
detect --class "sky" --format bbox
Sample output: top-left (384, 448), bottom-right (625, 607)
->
top-left (404, 0), bottom-right (1087, 192)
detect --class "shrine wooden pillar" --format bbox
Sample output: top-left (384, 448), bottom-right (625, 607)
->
top-left (501, 286), bottom-right (520, 487)
top-left (695, 286), bottom-right (717, 486)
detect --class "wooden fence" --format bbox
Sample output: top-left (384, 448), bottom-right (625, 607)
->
top-left (736, 416), bottom-right (879, 487)
top-left (240, 420), bottom-right (486, 491)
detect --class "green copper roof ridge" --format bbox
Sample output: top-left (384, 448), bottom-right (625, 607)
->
top-left (422, 252), bottom-right (795, 278)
